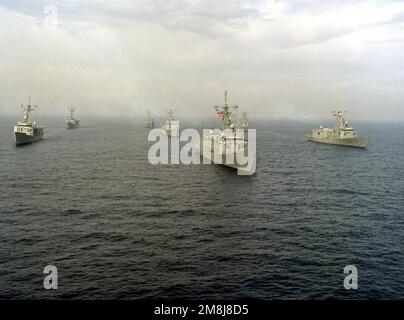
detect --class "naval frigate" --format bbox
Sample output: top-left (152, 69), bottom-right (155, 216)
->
top-left (198, 91), bottom-right (256, 175)
top-left (144, 110), bottom-right (155, 128)
top-left (161, 109), bottom-right (179, 137)
top-left (14, 97), bottom-right (44, 146)
top-left (238, 111), bottom-right (250, 132)
top-left (307, 111), bottom-right (368, 148)
top-left (66, 106), bottom-right (80, 129)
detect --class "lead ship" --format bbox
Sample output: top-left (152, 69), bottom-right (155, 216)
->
top-left (307, 111), bottom-right (368, 148)
top-left (14, 97), bottom-right (44, 146)
top-left (161, 109), bottom-right (179, 137)
top-left (198, 91), bottom-right (256, 175)
top-left (66, 106), bottom-right (80, 129)
top-left (144, 110), bottom-right (155, 128)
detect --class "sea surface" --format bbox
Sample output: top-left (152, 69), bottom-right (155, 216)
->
top-left (0, 116), bottom-right (403, 299)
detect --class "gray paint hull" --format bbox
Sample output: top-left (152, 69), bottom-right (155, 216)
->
top-left (307, 136), bottom-right (368, 148)
top-left (15, 131), bottom-right (44, 146)
top-left (67, 121), bottom-right (79, 129)
top-left (200, 152), bottom-right (256, 175)
top-left (197, 140), bottom-right (256, 175)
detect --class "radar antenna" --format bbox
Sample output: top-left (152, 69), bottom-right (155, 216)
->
top-left (214, 90), bottom-right (238, 131)
top-left (20, 96), bottom-right (37, 123)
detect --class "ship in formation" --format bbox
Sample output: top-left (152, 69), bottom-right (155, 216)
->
top-left (198, 91), bottom-right (256, 175)
top-left (307, 111), bottom-right (368, 148)
top-left (238, 111), bottom-right (250, 132)
top-left (9, 95), bottom-right (370, 165)
top-left (66, 106), bottom-right (80, 129)
top-left (14, 97), bottom-right (45, 146)
top-left (144, 110), bottom-right (155, 128)
top-left (161, 109), bottom-right (179, 137)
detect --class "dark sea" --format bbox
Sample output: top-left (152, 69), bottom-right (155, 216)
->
top-left (0, 116), bottom-right (403, 299)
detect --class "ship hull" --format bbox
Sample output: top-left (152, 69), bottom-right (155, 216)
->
top-left (201, 152), bottom-right (256, 175)
top-left (198, 139), bottom-right (256, 175)
top-left (15, 130), bottom-right (44, 146)
top-left (307, 136), bottom-right (368, 148)
top-left (144, 119), bottom-right (154, 128)
top-left (66, 120), bottom-right (79, 129)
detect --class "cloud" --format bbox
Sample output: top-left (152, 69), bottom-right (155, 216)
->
top-left (0, 0), bottom-right (403, 121)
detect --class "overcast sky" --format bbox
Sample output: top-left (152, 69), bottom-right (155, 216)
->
top-left (0, 0), bottom-right (403, 121)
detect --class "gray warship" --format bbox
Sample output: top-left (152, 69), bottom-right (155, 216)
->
top-left (14, 97), bottom-right (44, 146)
top-left (238, 111), bottom-right (250, 132)
top-left (198, 91), bottom-right (256, 175)
top-left (66, 106), bottom-right (80, 129)
top-left (144, 110), bottom-right (155, 128)
top-left (307, 111), bottom-right (368, 148)
top-left (161, 109), bottom-right (179, 137)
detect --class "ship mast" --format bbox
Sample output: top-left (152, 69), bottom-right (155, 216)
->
top-left (333, 110), bottom-right (349, 131)
top-left (146, 110), bottom-right (153, 122)
top-left (214, 90), bottom-right (238, 131)
top-left (167, 108), bottom-right (174, 121)
top-left (68, 106), bottom-right (75, 120)
top-left (21, 96), bottom-right (36, 124)
top-left (239, 112), bottom-right (249, 129)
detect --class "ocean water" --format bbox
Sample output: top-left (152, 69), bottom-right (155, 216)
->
top-left (0, 116), bottom-right (403, 299)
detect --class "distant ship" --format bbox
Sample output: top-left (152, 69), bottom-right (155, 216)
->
top-left (14, 97), bottom-right (44, 146)
top-left (307, 111), bottom-right (368, 148)
top-left (66, 106), bottom-right (80, 129)
top-left (161, 109), bottom-right (179, 137)
top-left (144, 110), bottom-right (155, 128)
top-left (238, 112), bottom-right (250, 132)
top-left (198, 91), bottom-right (256, 175)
